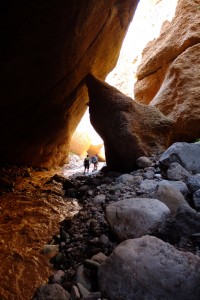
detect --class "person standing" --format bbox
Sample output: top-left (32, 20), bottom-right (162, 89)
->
top-left (91, 154), bottom-right (98, 171)
top-left (83, 154), bottom-right (90, 174)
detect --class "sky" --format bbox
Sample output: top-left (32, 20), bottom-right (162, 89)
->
top-left (106, 0), bottom-right (178, 97)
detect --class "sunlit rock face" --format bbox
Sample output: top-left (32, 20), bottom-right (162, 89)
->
top-left (0, 0), bottom-right (139, 168)
top-left (86, 75), bottom-right (173, 172)
top-left (135, 0), bottom-right (200, 142)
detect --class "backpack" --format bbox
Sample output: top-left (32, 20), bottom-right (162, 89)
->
top-left (91, 156), bottom-right (97, 164)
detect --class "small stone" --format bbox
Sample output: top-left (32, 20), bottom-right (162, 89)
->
top-left (193, 189), bottom-right (200, 210)
top-left (154, 174), bottom-right (162, 179)
top-left (84, 259), bottom-right (100, 271)
top-left (88, 190), bottom-right (94, 196)
top-left (49, 270), bottom-right (65, 284)
top-left (89, 237), bottom-right (99, 244)
top-left (71, 285), bottom-right (81, 300)
top-left (91, 252), bottom-right (107, 264)
top-left (75, 265), bottom-right (92, 291)
top-left (79, 185), bottom-right (90, 193)
top-left (77, 282), bottom-right (90, 298)
top-left (107, 194), bottom-right (119, 201)
top-left (32, 283), bottom-right (70, 300)
top-left (50, 252), bottom-right (66, 265)
top-left (143, 170), bottom-right (155, 180)
top-left (93, 194), bottom-right (106, 204)
top-left (136, 156), bottom-right (152, 168)
top-left (99, 234), bottom-right (109, 244)
top-left (41, 244), bottom-right (59, 255)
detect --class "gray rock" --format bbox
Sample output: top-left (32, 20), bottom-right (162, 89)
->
top-left (143, 170), bottom-right (155, 180)
top-left (156, 184), bottom-right (190, 214)
top-left (71, 285), bottom-right (81, 300)
top-left (154, 173), bottom-right (162, 179)
top-left (130, 169), bottom-right (144, 176)
top-left (109, 183), bottom-right (123, 193)
top-left (192, 189), bottom-right (200, 210)
top-left (93, 194), bottom-right (106, 204)
top-left (98, 236), bottom-right (200, 300)
top-left (136, 156), bottom-right (152, 168)
top-left (116, 174), bottom-right (135, 185)
top-left (77, 282), bottom-right (90, 298)
top-left (84, 259), bottom-right (100, 271)
top-left (105, 198), bottom-right (170, 241)
top-left (49, 270), bottom-right (65, 284)
top-left (91, 252), bottom-right (107, 264)
top-left (158, 180), bottom-right (190, 195)
top-left (166, 162), bottom-right (191, 181)
top-left (50, 253), bottom-right (65, 265)
top-left (159, 142), bottom-right (200, 174)
top-left (139, 179), bottom-right (158, 193)
top-left (32, 284), bottom-right (70, 300)
top-left (75, 265), bottom-right (92, 291)
top-left (187, 174), bottom-right (200, 192)
top-left (107, 194), bottom-right (119, 202)
top-left (99, 234), bottom-right (109, 244)
top-left (79, 185), bottom-right (91, 193)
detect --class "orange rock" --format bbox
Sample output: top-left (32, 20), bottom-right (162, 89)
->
top-left (86, 75), bottom-right (173, 172)
top-left (135, 0), bottom-right (200, 142)
top-left (151, 44), bottom-right (200, 143)
top-left (0, 1), bottom-right (139, 168)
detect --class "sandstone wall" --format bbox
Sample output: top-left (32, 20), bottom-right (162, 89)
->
top-left (134, 0), bottom-right (200, 143)
top-left (86, 75), bottom-right (173, 172)
top-left (0, 0), bottom-right (139, 167)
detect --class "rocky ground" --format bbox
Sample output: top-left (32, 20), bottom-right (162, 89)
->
top-left (1, 148), bottom-right (200, 300)
top-left (33, 150), bottom-right (200, 299)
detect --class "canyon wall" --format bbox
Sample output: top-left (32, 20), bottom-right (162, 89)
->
top-left (134, 0), bottom-right (200, 143)
top-left (0, 0), bottom-right (139, 168)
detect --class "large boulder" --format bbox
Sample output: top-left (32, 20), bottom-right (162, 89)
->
top-left (135, 0), bottom-right (200, 143)
top-left (159, 142), bottom-right (200, 174)
top-left (158, 204), bottom-right (200, 243)
top-left (98, 236), bottom-right (200, 300)
top-left (158, 180), bottom-right (189, 196)
top-left (0, 0), bottom-right (139, 168)
top-left (86, 75), bottom-right (173, 172)
top-left (105, 198), bottom-right (170, 241)
top-left (165, 162), bottom-right (191, 182)
top-left (155, 184), bottom-right (190, 214)
top-left (32, 284), bottom-right (70, 300)
top-left (187, 174), bottom-right (200, 193)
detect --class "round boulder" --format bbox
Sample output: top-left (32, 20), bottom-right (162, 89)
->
top-left (98, 236), bottom-right (200, 300)
top-left (32, 284), bottom-right (70, 300)
top-left (105, 198), bottom-right (170, 241)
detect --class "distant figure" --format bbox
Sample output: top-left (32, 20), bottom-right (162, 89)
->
top-left (84, 154), bottom-right (90, 174)
top-left (91, 154), bottom-right (98, 172)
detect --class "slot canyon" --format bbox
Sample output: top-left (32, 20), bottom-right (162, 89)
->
top-left (0, 0), bottom-right (200, 299)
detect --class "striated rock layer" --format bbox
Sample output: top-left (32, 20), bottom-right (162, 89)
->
top-left (134, 0), bottom-right (200, 143)
top-left (0, 0), bottom-right (139, 168)
top-left (86, 75), bottom-right (173, 172)
top-left (0, 168), bottom-right (79, 300)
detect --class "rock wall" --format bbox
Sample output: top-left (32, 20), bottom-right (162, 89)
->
top-left (86, 75), bottom-right (173, 172)
top-left (134, 0), bottom-right (200, 143)
top-left (0, 0), bottom-right (139, 168)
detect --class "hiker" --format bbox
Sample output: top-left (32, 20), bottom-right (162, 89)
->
top-left (83, 154), bottom-right (90, 174)
top-left (91, 154), bottom-right (98, 171)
